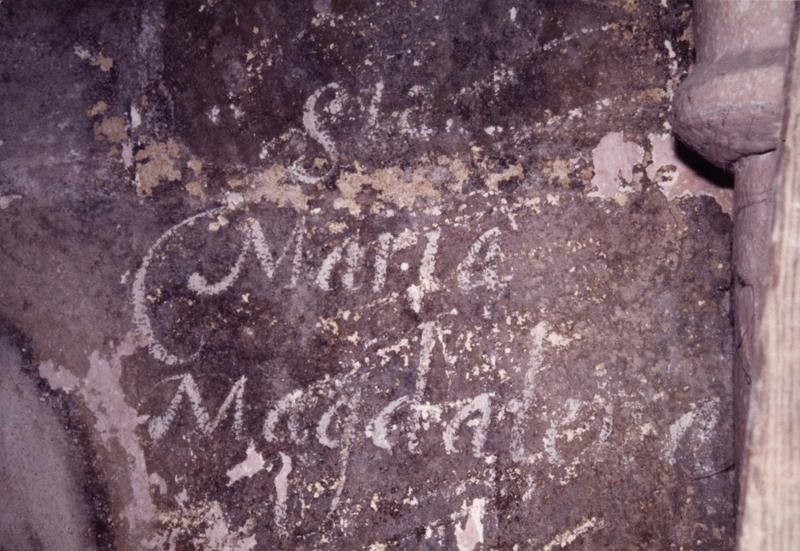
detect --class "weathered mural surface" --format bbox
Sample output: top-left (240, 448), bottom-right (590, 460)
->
top-left (1, 0), bottom-right (736, 549)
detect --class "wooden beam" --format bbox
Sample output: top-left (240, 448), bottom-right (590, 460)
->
top-left (738, 11), bottom-right (800, 550)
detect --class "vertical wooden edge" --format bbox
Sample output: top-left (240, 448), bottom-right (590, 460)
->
top-left (737, 5), bottom-right (800, 550)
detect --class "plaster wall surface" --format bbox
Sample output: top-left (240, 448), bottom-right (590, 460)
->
top-left (0, 1), bottom-right (735, 549)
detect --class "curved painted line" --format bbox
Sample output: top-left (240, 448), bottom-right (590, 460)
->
top-left (131, 208), bottom-right (223, 365)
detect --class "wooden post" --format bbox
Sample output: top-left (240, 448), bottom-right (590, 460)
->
top-left (738, 10), bottom-right (800, 550)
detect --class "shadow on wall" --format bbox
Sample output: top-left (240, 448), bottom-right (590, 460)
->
top-left (674, 139), bottom-right (735, 190)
